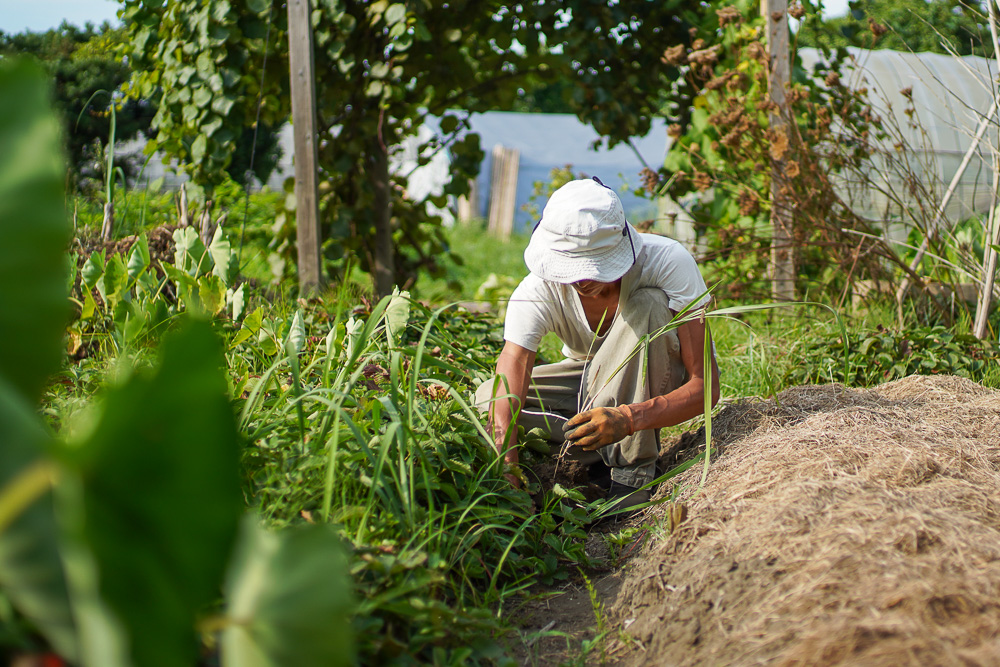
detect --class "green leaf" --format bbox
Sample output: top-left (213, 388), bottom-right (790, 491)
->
top-left (98, 254), bottom-right (128, 310)
top-left (439, 115), bottom-right (459, 134)
top-left (63, 321), bottom-right (243, 667)
top-left (384, 3), bottom-right (406, 25)
top-left (193, 87), bottom-right (213, 108)
top-left (126, 234), bottom-right (151, 282)
top-left (285, 310), bottom-right (305, 357)
top-left (0, 378), bottom-right (77, 662)
top-left (173, 226), bottom-right (213, 276)
top-left (192, 134), bottom-right (208, 162)
top-left (222, 520), bottom-right (353, 667)
top-left (198, 274), bottom-right (228, 315)
top-left (0, 59), bottom-right (69, 403)
top-left (231, 306), bottom-right (263, 348)
top-left (229, 283), bottom-right (246, 322)
top-left (82, 250), bottom-right (106, 290)
top-left (209, 226), bottom-right (238, 286)
top-left (248, 0), bottom-right (270, 13)
top-left (385, 288), bottom-right (410, 344)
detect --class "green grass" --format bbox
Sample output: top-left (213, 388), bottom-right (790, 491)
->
top-left (412, 221), bottom-right (532, 303)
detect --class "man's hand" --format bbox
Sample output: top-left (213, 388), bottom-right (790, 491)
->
top-left (562, 406), bottom-right (635, 451)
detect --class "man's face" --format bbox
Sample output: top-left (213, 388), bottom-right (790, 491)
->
top-left (571, 279), bottom-right (613, 298)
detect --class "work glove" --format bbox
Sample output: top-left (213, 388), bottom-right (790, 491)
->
top-left (562, 405), bottom-right (636, 451)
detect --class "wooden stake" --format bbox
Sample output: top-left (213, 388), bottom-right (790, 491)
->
top-left (487, 145), bottom-right (519, 240)
top-left (287, 0), bottom-right (323, 294)
top-left (178, 183), bottom-right (189, 227)
top-left (457, 177), bottom-right (479, 224)
top-left (764, 0), bottom-right (794, 301)
top-left (101, 201), bottom-right (114, 242)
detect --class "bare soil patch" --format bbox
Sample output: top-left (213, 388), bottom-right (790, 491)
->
top-left (601, 375), bottom-right (1000, 666)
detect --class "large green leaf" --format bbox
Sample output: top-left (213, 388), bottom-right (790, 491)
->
top-left (0, 378), bottom-right (77, 661)
top-left (0, 59), bottom-right (69, 403)
top-left (62, 320), bottom-right (243, 667)
top-left (222, 520), bottom-right (353, 667)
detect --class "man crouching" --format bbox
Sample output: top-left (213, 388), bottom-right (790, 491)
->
top-left (475, 177), bottom-right (720, 515)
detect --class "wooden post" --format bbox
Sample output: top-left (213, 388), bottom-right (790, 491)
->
top-left (764, 0), bottom-right (794, 301)
top-left (487, 145), bottom-right (519, 240)
top-left (287, 0), bottom-right (323, 294)
top-left (457, 177), bottom-right (479, 224)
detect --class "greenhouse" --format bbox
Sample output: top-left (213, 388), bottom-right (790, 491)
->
top-left (799, 46), bottom-right (1000, 226)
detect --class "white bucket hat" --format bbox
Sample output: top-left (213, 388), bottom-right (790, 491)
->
top-left (524, 177), bottom-right (643, 284)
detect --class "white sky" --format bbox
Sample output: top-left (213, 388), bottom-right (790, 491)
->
top-left (0, 0), bottom-right (851, 34)
top-left (0, 0), bottom-right (121, 33)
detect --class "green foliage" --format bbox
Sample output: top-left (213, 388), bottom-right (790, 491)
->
top-left (121, 1), bottom-right (284, 192)
top-left (74, 225), bottom-right (247, 355)
top-left (121, 0), bottom-right (699, 288)
top-left (657, 0), bottom-right (892, 300)
top-left (229, 294), bottom-right (594, 663)
top-left (0, 58), bottom-right (69, 404)
top-left (797, 0), bottom-right (990, 57)
top-left (786, 324), bottom-right (1000, 387)
top-left (0, 379), bottom-right (77, 661)
top-left (222, 519), bottom-right (354, 667)
top-left (60, 322), bottom-right (244, 667)
top-left (0, 62), bottom-right (352, 667)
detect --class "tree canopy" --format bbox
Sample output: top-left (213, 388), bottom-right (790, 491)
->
top-left (797, 0), bottom-right (991, 57)
top-left (0, 22), bottom-right (153, 192)
top-left (121, 0), bottom-right (700, 290)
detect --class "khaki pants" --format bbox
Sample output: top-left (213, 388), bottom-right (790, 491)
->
top-left (476, 288), bottom-right (688, 487)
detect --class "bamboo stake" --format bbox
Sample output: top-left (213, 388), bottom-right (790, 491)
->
top-left (973, 0), bottom-right (1000, 339)
top-left (895, 97), bottom-right (999, 323)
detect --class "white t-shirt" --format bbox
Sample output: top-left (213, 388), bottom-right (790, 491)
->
top-left (503, 234), bottom-right (709, 360)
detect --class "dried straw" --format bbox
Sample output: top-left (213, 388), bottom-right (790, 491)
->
top-left (611, 375), bottom-right (1000, 666)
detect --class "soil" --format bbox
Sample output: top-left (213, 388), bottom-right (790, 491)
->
top-left (72, 223), bottom-right (179, 272)
top-left (506, 375), bottom-right (1000, 666)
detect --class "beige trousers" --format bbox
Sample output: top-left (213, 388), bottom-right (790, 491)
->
top-left (476, 288), bottom-right (688, 487)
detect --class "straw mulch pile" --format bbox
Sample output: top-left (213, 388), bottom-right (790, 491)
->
top-left (610, 375), bottom-right (1000, 666)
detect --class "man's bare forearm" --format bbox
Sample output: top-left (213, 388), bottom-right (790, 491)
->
top-left (489, 342), bottom-right (536, 463)
top-left (627, 367), bottom-right (719, 431)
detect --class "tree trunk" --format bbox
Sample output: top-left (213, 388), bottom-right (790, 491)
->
top-left (371, 142), bottom-right (394, 298)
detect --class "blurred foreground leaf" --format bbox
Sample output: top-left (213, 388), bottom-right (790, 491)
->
top-left (0, 58), bottom-right (69, 403)
top-left (222, 520), bottom-right (353, 667)
top-left (61, 320), bottom-right (243, 667)
top-left (0, 379), bottom-right (77, 661)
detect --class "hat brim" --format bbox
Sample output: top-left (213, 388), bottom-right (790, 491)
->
top-left (525, 224), bottom-right (644, 284)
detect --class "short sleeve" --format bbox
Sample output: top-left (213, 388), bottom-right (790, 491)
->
top-left (632, 236), bottom-right (711, 312)
top-left (502, 277), bottom-right (553, 352)
top-left (663, 245), bottom-right (710, 312)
